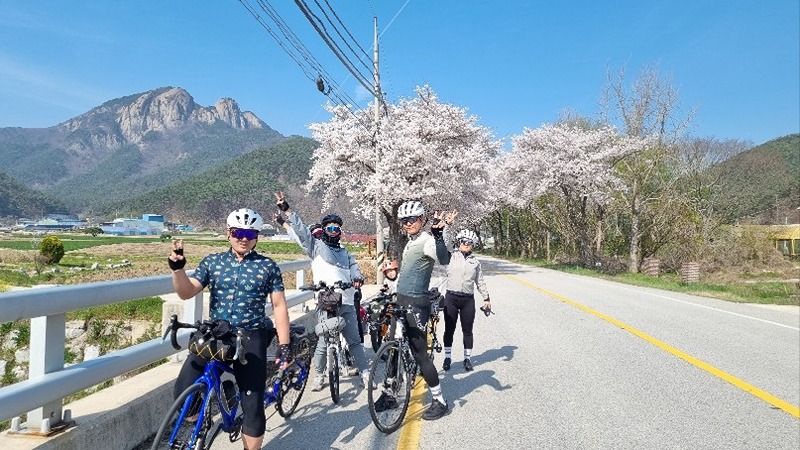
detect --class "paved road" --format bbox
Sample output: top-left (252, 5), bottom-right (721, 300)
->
top-left (208, 256), bottom-right (800, 449)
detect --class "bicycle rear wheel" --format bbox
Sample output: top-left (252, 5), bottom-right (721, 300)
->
top-left (329, 346), bottom-right (340, 403)
top-left (151, 382), bottom-right (208, 450)
top-left (368, 340), bottom-right (412, 434)
top-left (277, 360), bottom-right (309, 418)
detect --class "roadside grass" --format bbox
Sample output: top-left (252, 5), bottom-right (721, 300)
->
top-left (503, 257), bottom-right (799, 306)
top-left (0, 234), bottom-right (165, 252)
top-left (66, 296), bottom-right (164, 322)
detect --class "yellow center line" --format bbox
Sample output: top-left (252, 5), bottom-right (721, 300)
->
top-left (504, 274), bottom-right (800, 419)
top-left (397, 376), bottom-right (427, 449)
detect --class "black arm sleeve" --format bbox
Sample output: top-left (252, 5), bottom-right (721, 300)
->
top-left (434, 233), bottom-right (450, 265)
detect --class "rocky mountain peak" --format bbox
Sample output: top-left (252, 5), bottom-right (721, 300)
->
top-left (58, 87), bottom-right (266, 145)
top-left (212, 98), bottom-right (264, 130)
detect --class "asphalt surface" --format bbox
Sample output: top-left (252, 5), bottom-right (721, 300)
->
top-left (172, 256), bottom-right (800, 449)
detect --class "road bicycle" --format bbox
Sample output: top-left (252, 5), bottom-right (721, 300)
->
top-left (151, 315), bottom-right (311, 450)
top-left (369, 288), bottom-right (442, 364)
top-left (366, 301), bottom-right (421, 434)
top-left (300, 280), bottom-right (354, 404)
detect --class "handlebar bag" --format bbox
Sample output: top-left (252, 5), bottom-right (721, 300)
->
top-left (318, 289), bottom-right (343, 312)
top-left (187, 319), bottom-right (237, 362)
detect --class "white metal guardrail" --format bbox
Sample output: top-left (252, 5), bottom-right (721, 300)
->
top-left (0, 259), bottom-right (312, 434)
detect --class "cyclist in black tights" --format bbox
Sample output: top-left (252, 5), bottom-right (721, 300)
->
top-left (440, 229), bottom-right (491, 372)
top-left (379, 200), bottom-right (453, 421)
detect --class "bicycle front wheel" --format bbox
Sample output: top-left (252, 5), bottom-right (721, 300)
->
top-left (368, 340), bottom-right (412, 434)
top-left (277, 360), bottom-right (309, 418)
top-left (329, 346), bottom-right (340, 404)
top-left (151, 382), bottom-right (209, 450)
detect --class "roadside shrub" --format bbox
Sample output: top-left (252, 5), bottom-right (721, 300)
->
top-left (82, 227), bottom-right (103, 237)
top-left (39, 236), bottom-right (65, 265)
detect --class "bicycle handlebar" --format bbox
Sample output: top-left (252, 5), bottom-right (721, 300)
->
top-left (299, 280), bottom-right (355, 292)
top-left (162, 314), bottom-right (249, 364)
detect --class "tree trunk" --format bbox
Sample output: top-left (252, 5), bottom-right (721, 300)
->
top-left (578, 196), bottom-right (593, 267)
top-left (628, 202), bottom-right (641, 273)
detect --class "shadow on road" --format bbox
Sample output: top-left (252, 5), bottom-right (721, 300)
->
top-left (439, 345), bottom-right (516, 410)
top-left (478, 256), bottom-right (541, 277)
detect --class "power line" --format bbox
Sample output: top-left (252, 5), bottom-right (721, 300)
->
top-left (293, 0), bottom-right (378, 98)
top-left (253, 0), bottom-right (361, 108)
top-left (237, 0), bottom-right (371, 130)
top-left (314, 0), bottom-right (373, 72)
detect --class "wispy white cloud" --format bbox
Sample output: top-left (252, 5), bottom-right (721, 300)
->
top-left (0, 52), bottom-right (108, 113)
top-left (0, 4), bottom-right (110, 43)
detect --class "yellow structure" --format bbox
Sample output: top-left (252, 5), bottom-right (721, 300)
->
top-left (770, 224), bottom-right (800, 258)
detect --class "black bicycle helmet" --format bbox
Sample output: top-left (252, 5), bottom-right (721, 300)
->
top-left (320, 214), bottom-right (343, 226)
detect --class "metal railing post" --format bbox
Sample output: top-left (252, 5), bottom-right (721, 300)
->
top-left (183, 292), bottom-right (203, 323)
top-left (26, 313), bottom-right (66, 432)
top-left (296, 269), bottom-right (305, 288)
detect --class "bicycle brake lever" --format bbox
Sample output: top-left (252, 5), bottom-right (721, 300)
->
top-left (164, 315), bottom-right (182, 349)
top-left (234, 330), bottom-right (249, 365)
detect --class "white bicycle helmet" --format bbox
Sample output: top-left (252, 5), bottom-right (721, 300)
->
top-left (397, 200), bottom-right (425, 219)
top-left (226, 208), bottom-right (264, 230)
top-left (456, 229), bottom-right (478, 243)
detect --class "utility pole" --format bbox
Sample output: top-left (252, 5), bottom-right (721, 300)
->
top-left (373, 16), bottom-right (385, 285)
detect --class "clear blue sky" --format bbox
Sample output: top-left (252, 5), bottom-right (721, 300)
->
top-left (1, 1), bottom-right (798, 146)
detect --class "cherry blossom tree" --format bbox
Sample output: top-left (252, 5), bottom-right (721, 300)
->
top-left (497, 122), bottom-right (649, 266)
top-left (307, 85), bottom-right (501, 258)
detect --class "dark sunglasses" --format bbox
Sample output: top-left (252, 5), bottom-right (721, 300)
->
top-left (400, 216), bottom-right (421, 226)
top-left (325, 224), bottom-right (341, 233)
top-left (230, 228), bottom-right (259, 240)
top-left (459, 238), bottom-right (474, 246)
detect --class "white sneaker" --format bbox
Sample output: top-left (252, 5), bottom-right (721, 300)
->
top-left (311, 374), bottom-right (325, 391)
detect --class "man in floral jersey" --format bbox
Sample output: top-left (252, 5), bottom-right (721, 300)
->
top-left (168, 208), bottom-right (291, 450)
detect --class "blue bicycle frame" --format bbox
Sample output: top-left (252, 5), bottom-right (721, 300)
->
top-left (171, 359), bottom-right (239, 448)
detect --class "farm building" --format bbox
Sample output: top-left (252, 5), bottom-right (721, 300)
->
top-left (100, 214), bottom-right (166, 236)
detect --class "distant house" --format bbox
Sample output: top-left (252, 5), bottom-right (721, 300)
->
top-left (100, 214), bottom-right (166, 236)
top-left (21, 214), bottom-right (88, 231)
top-left (770, 224), bottom-right (800, 258)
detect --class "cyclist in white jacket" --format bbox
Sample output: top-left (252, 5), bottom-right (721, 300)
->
top-left (440, 228), bottom-right (491, 372)
top-left (274, 192), bottom-right (370, 391)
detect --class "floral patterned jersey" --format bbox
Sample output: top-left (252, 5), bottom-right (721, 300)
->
top-left (191, 249), bottom-right (284, 330)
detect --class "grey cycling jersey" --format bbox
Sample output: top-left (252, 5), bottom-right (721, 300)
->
top-left (444, 250), bottom-right (489, 300)
top-left (397, 230), bottom-right (449, 298)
